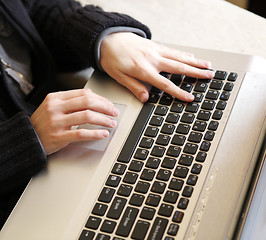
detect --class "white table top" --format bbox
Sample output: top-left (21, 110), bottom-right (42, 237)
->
top-left (81, 0), bottom-right (266, 59)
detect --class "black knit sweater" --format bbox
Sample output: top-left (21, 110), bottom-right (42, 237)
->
top-left (0, 0), bottom-right (151, 228)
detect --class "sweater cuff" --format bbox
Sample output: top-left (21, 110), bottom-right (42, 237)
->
top-left (94, 26), bottom-right (148, 71)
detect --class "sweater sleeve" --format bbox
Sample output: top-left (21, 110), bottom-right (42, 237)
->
top-left (23, 0), bottom-right (152, 72)
top-left (0, 111), bottom-right (46, 195)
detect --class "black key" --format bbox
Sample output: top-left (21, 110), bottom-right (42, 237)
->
top-left (168, 224), bottom-right (179, 236)
top-left (117, 104), bottom-right (154, 163)
top-left (223, 82), bottom-right (234, 91)
top-left (166, 113), bottom-right (180, 123)
top-left (112, 163), bottom-right (127, 175)
top-left (183, 143), bottom-right (198, 154)
top-left (107, 197), bottom-right (127, 219)
top-left (214, 70), bottom-right (227, 80)
top-left (220, 91), bottom-right (230, 101)
top-left (210, 80), bottom-right (224, 90)
top-left (158, 203), bottom-right (174, 217)
top-left (140, 169), bottom-right (156, 181)
top-left (163, 190), bottom-right (179, 204)
top-left (79, 230), bottom-right (95, 240)
top-left (116, 207), bottom-right (139, 237)
top-left (166, 145), bottom-right (181, 157)
top-left (180, 82), bottom-right (193, 92)
top-left (155, 105), bottom-right (169, 116)
top-left (187, 175), bottom-right (198, 186)
top-left (139, 137), bottom-right (154, 149)
top-left (197, 110), bottom-right (211, 121)
top-left (145, 126), bottom-right (159, 137)
top-left (177, 198), bottom-right (189, 209)
top-left (151, 181), bottom-right (167, 194)
top-left (146, 194), bottom-right (161, 207)
top-left (135, 181), bottom-right (150, 193)
top-left (170, 102), bottom-right (185, 113)
top-left (180, 113), bottom-right (195, 124)
top-left (200, 141), bottom-right (211, 151)
top-left (216, 100), bottom-right (227, 110)
top-left (179, 154), bottom-right (194, 166)
top-left (192, 92), bottom-right (204, 102)
top-left (208, 121), bottom-right (219, 131)
top-left (169, 178), bottom-right (184, 191)
top-left (100, 220), bottom-right (117, 233)
top-left (184, 76), bottom-right (197, 83)
top-left (92, 203), bottom-right (108, 216)
top-left (161, 124), bottom-right (175, 135)
top-left (191, 163), bottom-right (202, 174)
top-left (227, 72), bottom-right (238, 81)
top-left (156, 134), bottom-right (171, 146)
top-left (95, 234), bottom-right (110, 240)
top-left (170, 74), bottom-right (183, 86)
top-left (131, 220), bottom-right (150, 240)
top-left (204, 131), bottom-right (215, 141)
top-left (185, 103), bottom-right (199, 113)
top-left (174, 166), bottom-right (189, 178)
top-left (148, 93), bottom-right (160, 103)
top-left (162, 157), bottom-right (176, 169)
top-left (188, 131), bottom-right (203, 143)
top-left (85, 216), bottom-right (101, 230)
top-left (134, 148), bottom-right (149, 160)
top-left (98, 187), bottom-right (115, 203)
top-left (156, 169), bottom-right (171, 181)
top-left (206, 90), bottom-right (220, 100)
top-left (150, 116), bottom-right (164, 126)
top-left (123, 172), bottom-right (138, 184)
top-left (194, 82), bottom-right (208, 92)
top-left (160, 72), bottom-right (170, 79)
top-left (140, 206), bottom-right (156, 220)
top-left (176, 123), bottom-right (190, 134)
top-left (106, 175), bottom-right (121, 187)
top-left (150, 86), bottom-right (162, 94)
top-left (151, 145), bottom-right (166, 157)
top-left (159, 95), bottom-right (173, 106)
top-left (201, 100), bottom-right (215, 110)
top-left (182, 186), bottom-right (194, 197)
top-left (172, 211), bottom-right (184, 223)
top-left (196, 152), bottom-right (207, 162)
top-left (146, 157), bottom-right (161, 169)
top-left (130, 193), bottom-right (145, 206)
top-left (147, 217), bottom-right (168, 240)
top-left (117, 184), bottom-right (133, 197)
top-left (129, 160), bottom-right (144, 172)
top-left (171, 134), bottom-right (186, 146)
top-left (192, 121), bottom-right (207, 132)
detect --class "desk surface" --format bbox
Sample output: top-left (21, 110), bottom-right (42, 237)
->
top-left (81, 0), bottom-right (266, 59)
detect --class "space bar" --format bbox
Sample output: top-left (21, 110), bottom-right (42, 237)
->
top-left (117, 103), bottom-right (154, 163)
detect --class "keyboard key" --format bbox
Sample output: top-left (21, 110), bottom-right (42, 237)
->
top-left (188, 131), bottom-right (203, 143)
top-left (187, 175), bottom-right (198, 186)
top-left (170, 74), bottom-right (183, 85)
top-left (182, 186), bottom-right (194, 198)
top-left (184, 76), bottom-right (197, 83)
top-left (194, 82), bottom-right (208, 92)
top-left (163, 190), bottom-right (179, 204)
top-left (183, 143), bottom-right (198, 154)
top-left (130, 193), bottom-right (145, 206)
top-left (196, 152), bottom-right (207, 162)
top-left (146, 157), bottom-right (161, 169)
top-left (210, 80), bottom-right (224, 90)
top-left (158, 203), bottom-right (174, 217)
top-left (227, 72), bottom-right (238, 81)
top-left (129, 160), bottom-right (144, 172)
top-left (111, 163), bottom-right (127, 175)
top-left (216, 100), bottom-right (227, 110)
top-left (206, 90), bottom-right (220, 100)
top-left (148, 93), bottom-right (160, 103)
top-left (95, 234), bottom-right (110, 240)
top-left (78, 230), bottom-right (95, 240)
top-left (167, 223), bottom-right (179, 236)
top-left (161, 124), bottom-right (175, 134)
top-left (98, 187), bottom-right (115, 203)
top-left (134, 148), bottom-right (149, 160)
top-left (176, 123), bottom-right (190, 134)
top-left (100, 220), bottom-right (116, 233)
top-left (92, 203), bottom-right (108, 216)
top-left (145, 126), bottom-right (159, 137)
top-left (179, 154), bottom-right (194, 166)
top-left (156, 169), bottom-right (171, 181)
top-left (201, 100), bottom-right (215, 110)
top-left (192, 92), bottom-right (204, 102)
top-left (116, 207), bottom-right (139, 237)
top-left (192, 121), bottom-right (207, 132)
top-left (171, 134), bottom-right (186, 146)
top-left (204, 131), bottom-right (215, 141)
top-left (139, 137), bottom-right (154, 149)
top-left (162, 157), bottom-right (176, 169)
top-left (174, 166), bottom-right (189, 178)
top-left (181, 113), bottom-right (195, 124)
top-left (166, 145), bottom-right (181, 157)
top-left (212, 109), bottom-right (223, 120)
top-left (106, 175), bottom-right (121, 187)
top-left (123, 172), bottom-right (138, 184)
top-left (208, 121), bottom-right (219, 131)
top-left (169, 178), bottom-right (184, 191)
top-left (147, 217), bottom-right (168, 240)
top-left (170, 102), bottom-right (185, 113)
top-left (166, 113), bottom-right (180, 123)
top-left (117, 184), bottom-right (133, 197)
top-left (214, 70), bottom-right (227, 80)
top-left (177, 198), bottom-right (189, 209)
top-left (107, 197), bottom-right (127, 219)
top-left (224, 82), bottom-right (234, 91)
top-left (191, 163), bottom-right (202, 174)
top-left (185, 103), bottom-right (199, 113)
top-left (131, 220), bottom-right (150, 240)
top-left (154, 105), bottom-right (169, 116)
top-left (180, 82), bottom-right (193, 92)
top-left (159, 95), bottom-right (173, 105)
top-left (197, 110), bottom-right (211, 121)
top-left (146, 194), bottom-right (161, 207)
top-left (151, 181), bottom-right (167, 194)
top-left (140, 206), bottom-right (156, 220)
top-left (200, 141), bottom-right (211, 151)
top-left (151, 145), bottom-right (166, 157)
top-left (156, 134), bottom-right (171, 146)
top-left (150, 116), bottom-right (164, 126)
top-left (172, 211), bottom-right (184, 223)
top-left (220, 91), bottom-right (230, 101)
top-left (135, 181), bottom-right (150, 194)
top-left (85, 216), bottom-right (101, 230)
top-left (140, 169), bottom-right (156, 181)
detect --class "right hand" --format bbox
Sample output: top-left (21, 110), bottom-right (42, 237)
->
top-left (30, 89), bottom-right (119, 155)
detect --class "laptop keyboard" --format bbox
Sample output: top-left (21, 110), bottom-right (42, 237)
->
top-left (78, 70), bottom-right (238, 240)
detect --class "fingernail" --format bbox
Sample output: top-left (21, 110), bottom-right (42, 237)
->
top-left (102, 130), bottom-right (109, 138)
top-left (208, 70), bottom-right (215, 79)
top-left (185, 92), bottom-right (194, 102)
top-left (111, 120), bottom-right (117, 128)
top-left (140, 92), bottom-right (148, 103)
top-left (113, 108), bottom-right (120, 117)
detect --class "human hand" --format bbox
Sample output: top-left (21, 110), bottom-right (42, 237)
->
top-left (100, 32), bottom-right (214, 102)
top-left (30, 89), bottom-right (119, 155)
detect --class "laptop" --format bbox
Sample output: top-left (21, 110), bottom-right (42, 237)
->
top-left (1, 44), bottom-right (265, 240)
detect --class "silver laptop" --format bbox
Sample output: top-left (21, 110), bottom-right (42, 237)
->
top-left (1, 44), bottom-right (266, 240)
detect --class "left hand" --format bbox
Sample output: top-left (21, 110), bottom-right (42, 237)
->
top-left (100, 32), bottom-right (214, 103)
